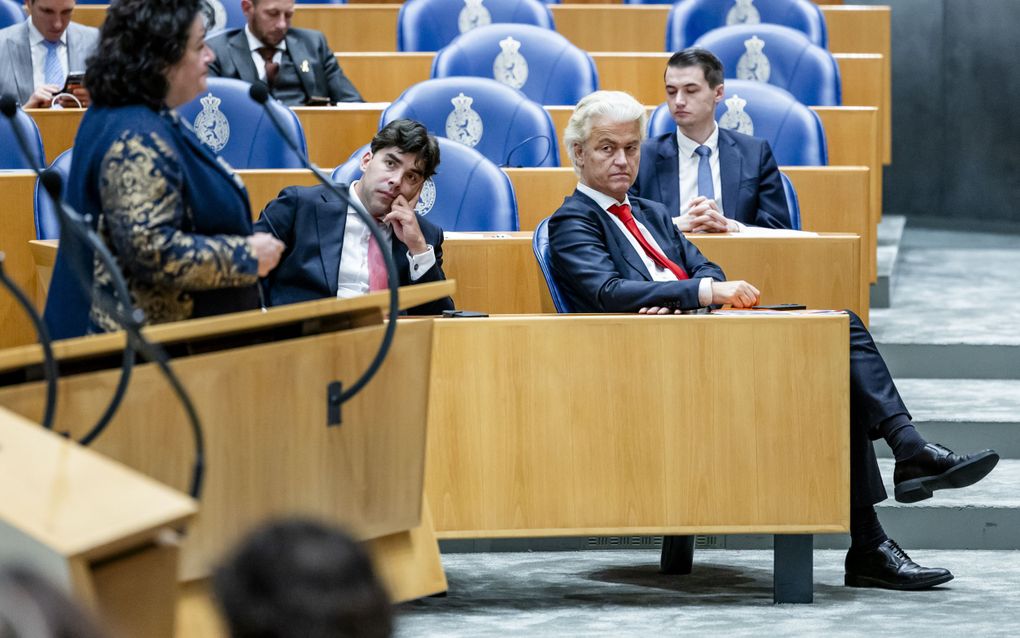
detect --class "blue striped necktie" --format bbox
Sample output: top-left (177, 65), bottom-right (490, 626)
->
top-left (43, 40), bottom-right (64, 87)
top-left (694, 145), bottom-right (715, 199)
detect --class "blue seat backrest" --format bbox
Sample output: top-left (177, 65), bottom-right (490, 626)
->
top-left (0, 106), bottom-right (45, 169)
top-left (432, 23), bottom-right (598, 105)
top-left (664, 0), bottom-right (827, 50)
top-left (693, 23), bottom-right (840, 106)
top-left (647, 80), bottom-right (826, 166)
top-left (332, 138), bottom-right (519, 231)
top-left (0, 0), bottom-right (24, 29)
top-left (34, 148), bottom-right (73, 240)
top-left (532, 216), bottom-right (572, 312)
top-left (381, 77), bottom-right (559, 167)
top-left (398, 0), bottom-right (555, 52)
top-left (176, 77), bottom-right (307, 168)
top-left (779, 171), bottom-right (800, 230)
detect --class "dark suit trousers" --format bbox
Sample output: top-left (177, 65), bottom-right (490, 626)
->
top-left (847, 310), bottom-right (909, 507)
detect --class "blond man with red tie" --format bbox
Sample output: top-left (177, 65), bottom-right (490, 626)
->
top-left (548, 90), bottom-right (999, 591)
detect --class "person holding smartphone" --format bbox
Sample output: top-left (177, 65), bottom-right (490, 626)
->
top-left (253, 119), bottom-right (455, 316)
top-left (0, 0), bottom-right (98, 108)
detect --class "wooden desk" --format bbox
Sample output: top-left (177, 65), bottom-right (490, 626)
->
top-left (442, 231), bottom-right (865, 323)
top-left (70, 4), bottom-right (891, 163)
top-left (0, 283), bottom-right (455, 603)
top-left (425, 313), bottom-right (850, 600)
top-left (0, 171), bottom-right (42, 349)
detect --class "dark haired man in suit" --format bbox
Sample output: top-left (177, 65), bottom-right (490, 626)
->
top-left (207, 0), bottom-right (361, 105)
top-left (630, 47), bottom-right (790, 232)
top-left (549, 89), bottom-right (998, 590)
top-left (254, 119), bottom-right (453, 315)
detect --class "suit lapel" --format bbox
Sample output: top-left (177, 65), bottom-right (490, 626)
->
top-left (315, 189), bottom-right (345, 295)
top-left (228, 31), bottom-right (260, 84)
top-left (573, 191), bottom-right (650, 281)
top-left (11, 24), bottom-right (33, 102)
top-left (718, 129), bottom-right (741, 219)
top-left (654, 134), bottom-right (681, 216)
top-left (285, 33), bottom-right (317, 100)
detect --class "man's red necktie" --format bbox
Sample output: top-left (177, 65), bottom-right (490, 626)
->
top-left (607, 203), bottom-right (689, 280)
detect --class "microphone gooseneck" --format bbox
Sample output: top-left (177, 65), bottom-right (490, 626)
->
top-left (1, 94), bottom-right (206, 500)
top-left (249, 82), bottom-right (400, 407)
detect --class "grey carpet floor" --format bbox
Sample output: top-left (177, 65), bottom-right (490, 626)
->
top-left (396, 550), bottom-right (1020, 637)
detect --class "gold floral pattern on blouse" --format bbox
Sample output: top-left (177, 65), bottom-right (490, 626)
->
top-left (89, 131), bottom-right (257, 332)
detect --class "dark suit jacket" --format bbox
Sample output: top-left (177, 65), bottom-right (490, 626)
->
top-left (206, 27), bottom-right (362, 105)
top-left (548, 191), bottom-right (725, 313)
top-left (253, 184), bottom-right (454, 315)
top-left (630, 128), bottom-right (791, 229)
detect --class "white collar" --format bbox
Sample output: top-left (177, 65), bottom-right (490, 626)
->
top-left (576, 181), bottom-right (630, 213)
top-left (676, 123), bottom-right (719, 159)
top-left (244, 25), bottom-right (288, 53)
top-left (27, 20), bottom-right (67, 47)
top-left (347, 181), bottom-right (389, 228)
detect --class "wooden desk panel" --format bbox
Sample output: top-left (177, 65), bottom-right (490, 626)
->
top-left (0, 172), bottom-right (43, 350)
top-left (427, 314), bottom-right (850, 536)
top-left (442, 231), bottom-right (865, 322)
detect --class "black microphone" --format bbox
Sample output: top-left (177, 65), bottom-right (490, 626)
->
top-left (248, 82), bottom-right (399, 409)
top-left (1, 95), bottom-right (206, 499)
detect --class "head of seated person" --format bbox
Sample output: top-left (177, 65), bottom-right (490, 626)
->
top-left (212, 518), bottom-right (393, 638)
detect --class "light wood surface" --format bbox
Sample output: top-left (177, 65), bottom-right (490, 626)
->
top-left (0, 312), bottom-right (444, 601)
top-left (0, 406), bottom-right (195, 638)
top-left (0, 172), bottom-right (43, 349)
top-left (426, 314), bottom-right (851, 537)
top-left (442, 231), bottom-right (865, 322)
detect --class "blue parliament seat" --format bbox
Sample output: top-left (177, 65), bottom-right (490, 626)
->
top-left (664, 0), bottom-right (827, 50)
top-left (397, 0), bottom-right (554, 52)
top-left (693, 23), bottom-right (841, 106)
top-left (0, 0), bottom-right (24, 29)
top-left (0, 105), bottom-right (44, 169)
top-left (532, 216), bottom-right (571, 312)
top-left (332, 137), bottom-right (519, 231)
top-left (648, 79), bottom-right (827, 166)
top-left (779, 171), bottom-right (801, 230)
top-left (34, 149), bottom-right (72, 240)
top-left (431, 23), bottom-right (597, 105)
top-left (176, 77), bottom-right (307, 169)
top-left (381, 77), bottom-right (559, 167)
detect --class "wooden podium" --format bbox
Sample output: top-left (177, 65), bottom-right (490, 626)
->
top-left (0, 282), bottom-right (454, 609)
top-left (0, 405), bottom-right (196, 638)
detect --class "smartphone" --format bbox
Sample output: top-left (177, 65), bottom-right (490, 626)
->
top-left (305, 95), bottom-right (331, 107)
top-left (61, 72), bottom-right (85, 93)
top-left (751, 304), bottom-right (807, 311)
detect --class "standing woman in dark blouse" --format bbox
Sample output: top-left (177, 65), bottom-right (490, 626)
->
top-left (44, 0), bottom-right (284, 338)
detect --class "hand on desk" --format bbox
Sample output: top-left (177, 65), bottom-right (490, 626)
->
top-left (675, 196), bottom-right (739, 234)
top-left (711, 280), bottom-right (761, 308)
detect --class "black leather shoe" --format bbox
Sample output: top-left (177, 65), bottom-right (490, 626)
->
top-left (845, 539), bottom-right (953, 590)
top-left (893, 443), bottom-right (999, 503)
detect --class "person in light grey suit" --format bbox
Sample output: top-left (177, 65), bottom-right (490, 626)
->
top-left (206, 0), bottom-right (361, 106)
top-left (0, 0), bottom-right (98, 107)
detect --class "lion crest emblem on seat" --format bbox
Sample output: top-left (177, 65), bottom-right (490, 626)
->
top-left (736, 35), bottom-right (771, 82)
top-left (415, 178), bottom-right (437, 216)
top-left (445, 93), bottom-right (484, 147)
top-left (199, 0), bottom-right (228, 33)
top-left (493, 36), bottom-right (528, 89)
top-left (719, 94), bottom-right (754, 136)
top-left (193, 93), bottom-right (230, 152)
top-left (458, 0), bottom-right (492, 33)
top-left (726, 0), bottom-right (761, 26)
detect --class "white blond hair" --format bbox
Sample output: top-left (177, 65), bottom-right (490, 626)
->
top-left (563, 91), bottom-right (647, 174)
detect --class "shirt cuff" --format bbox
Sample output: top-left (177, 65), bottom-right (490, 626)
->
top-left (407, 245), bottom-right (436, 282)
top-left (698, 277), bottom-right (713, 307)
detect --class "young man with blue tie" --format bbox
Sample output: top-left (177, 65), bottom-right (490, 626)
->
top-left (630, 48), bottom-right (791, 232)
top-left (549, 89), bottom-right (999, 590)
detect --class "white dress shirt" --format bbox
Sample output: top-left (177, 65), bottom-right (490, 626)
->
top-left (577, 182), bottom-right (713, 307)
top-left (675, 124), bottom-right (746, 231)
top-left (244, 26), bottom-right (287, 82)
top-left (336, 182), bottom-right (436, 300)
top-left (28, 21), bottom-right (68, 90)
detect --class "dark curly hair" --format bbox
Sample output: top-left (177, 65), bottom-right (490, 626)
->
top-left (85, 0), bottom-right (203, 109)
top-left (370, 119), bottom-right (441, 180)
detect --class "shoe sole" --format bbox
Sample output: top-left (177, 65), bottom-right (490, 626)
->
top-left (845, 571), bottom-right (954, 591)
top-left (894, 450), bottom-right (1000, 504)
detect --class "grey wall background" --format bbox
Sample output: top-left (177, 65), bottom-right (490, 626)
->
top-left (856, 0), bottom-right (1020, 230)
